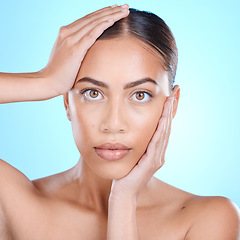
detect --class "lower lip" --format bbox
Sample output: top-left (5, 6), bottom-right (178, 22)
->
top-left (94, 148), bottom-right (131, 161)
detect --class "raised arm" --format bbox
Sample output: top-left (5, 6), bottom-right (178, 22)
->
top-left (0, 4), bottom-right (130, 104)
top-left (0, 72), bottom-right (55, 103)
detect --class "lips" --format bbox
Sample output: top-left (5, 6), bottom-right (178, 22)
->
top-left (94, 142), bottom-right (131, 161)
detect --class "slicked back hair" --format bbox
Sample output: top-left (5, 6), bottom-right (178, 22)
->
top-left (98, 8), bottom-right (178, 89)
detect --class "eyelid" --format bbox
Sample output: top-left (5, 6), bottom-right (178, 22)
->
top-left (131, 89), bottom-right (153, 97)
top-left (80, 88), bottom-right (104, 101)
top-left (79, 88), bottom-right (154, 103)
top-left (130, 90), bottom-right (154, 103)
top-left (79, 88), bottom-right (99, 95)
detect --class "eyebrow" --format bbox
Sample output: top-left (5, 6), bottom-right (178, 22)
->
top-left (76, 77), bottom-right (158, 89)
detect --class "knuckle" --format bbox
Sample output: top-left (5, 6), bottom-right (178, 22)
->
top-left (59, 26), bottom-right (68, 37)
top-left (168, 128), bottom-right (172, 136)
top-left (82, 13), bottom-right (92, 21)
top-left (89, 18), bottom-right (97, 25)
top-left (58, 26), bottom-right (69, 42)
top-left (163, 131), bottom-right (168, 139)
top-left (63, 35), bottom-right (75, 46)
top-left (86, 30), bottom-right (96, 39)
top-left (154, 162), bottom-right (160, 170)
top-left (155, 138), bottom-right (161, 147)
top-left (155, 158), bottom-right (164, 170)
top-left (161, 158), bottom-right (165, 167)
top-left (71, 43), bottom-right (78, 52)
top-left (74, 40), bottom-right (87, 55)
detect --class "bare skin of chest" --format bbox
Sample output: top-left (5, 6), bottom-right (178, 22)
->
top-left (1, 173), bottom-right (193, 240)
top-left (2, 173), bottom-right (238, 240)
top-left (6, 199), bottom-right (188, 240)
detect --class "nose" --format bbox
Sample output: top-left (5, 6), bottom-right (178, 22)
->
top-left (100, 98), bottom-right (128, 134)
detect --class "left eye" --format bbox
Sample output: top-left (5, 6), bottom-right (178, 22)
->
top-left (130, 91), bottom-right (152, 102)
top-left (81, 89), bottom-right (103, 100)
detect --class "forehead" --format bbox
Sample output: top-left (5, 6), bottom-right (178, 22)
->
top-left (77, 37), bottom-right (167, 86)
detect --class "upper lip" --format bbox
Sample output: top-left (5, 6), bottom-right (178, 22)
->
top-left (94, 142), bottom-right (131, 150)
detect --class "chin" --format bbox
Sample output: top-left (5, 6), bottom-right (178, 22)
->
top-left (94, 163), bottom-right (135, 180)
top-left (108, 171), bottom-right (131, 180)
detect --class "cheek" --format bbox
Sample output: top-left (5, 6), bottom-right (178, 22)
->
top-left (70, 107), bottom-right (97, 153)
top-left (131, 103), bottom-right (164, 157)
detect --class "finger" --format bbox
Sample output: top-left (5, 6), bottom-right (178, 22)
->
top-left (148, 97), bottom-right (174, 151)
top-left (154, 102), bottom-right (171, 167)
top-left (127, 97), bottom-right (174, 185)
top-left (158, 97), bottom-right (174, 147)
top-left (68, 8), bottom-right (129, 45)
top-left (72, 11), bottom-right (128, 58)
top-left (58, 8), bottom-right (129, 52)
top-left (154, 99), bottom-right (174, 169)
top-left (137, 98), bottom-right (172, 172)
top-left (73, 5), bottom-right (120, 24)
top-left (60, 5), bottom-right (129, 40)
top-left (69, 4), bottom-right (128, 30)
top-left (161, 102), bottom-right (174, 156)
top-left (129, 118), bottom-right (168, 183)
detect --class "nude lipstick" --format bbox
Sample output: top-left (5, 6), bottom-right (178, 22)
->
top-left (94, 143), bottom-right (131, 161)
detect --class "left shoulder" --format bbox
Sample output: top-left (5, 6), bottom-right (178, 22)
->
top-left (186, 196), bottom-right (240, 240)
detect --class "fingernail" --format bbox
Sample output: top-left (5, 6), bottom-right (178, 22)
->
top-left (121, 4), bottom-right (129, 8)
top-left (111, 4), bottom-right (118, 8)
top-left (121, 8), bottom-right (128, 12)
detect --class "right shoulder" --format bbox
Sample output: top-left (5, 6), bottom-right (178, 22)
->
top-left (0, 159), bottom-right (35, 207)
top-left (0, 158), bottom-right (33, 238)
top-left (0, 158), bottom-right (33, 192)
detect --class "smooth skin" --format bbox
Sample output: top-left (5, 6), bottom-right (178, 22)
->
top-left (0, 4), bottom-right (240, 240)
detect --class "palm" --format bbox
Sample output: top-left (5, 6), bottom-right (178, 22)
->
top-left (111, 97), bottom-right (174, 198)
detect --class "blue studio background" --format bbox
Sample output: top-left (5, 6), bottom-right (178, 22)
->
top-left (0, 0), bottom-right (239, 207)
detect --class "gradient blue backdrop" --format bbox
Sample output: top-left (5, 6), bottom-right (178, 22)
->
top-left (0, 0), bottom-right (239, 207)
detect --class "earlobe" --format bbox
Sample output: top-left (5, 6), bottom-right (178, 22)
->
top-left (171, 85), bottom-right (180, 118)
top-left (63, 93), bottom-right (71, 121)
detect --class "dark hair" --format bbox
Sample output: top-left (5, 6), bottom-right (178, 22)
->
top-left (98, 8), bottom-right (178, 89)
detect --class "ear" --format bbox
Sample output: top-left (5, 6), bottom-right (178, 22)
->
top-left (63, 93), bottom-right (71, 121)
top-left (170, 85), bottom-right (180, 118)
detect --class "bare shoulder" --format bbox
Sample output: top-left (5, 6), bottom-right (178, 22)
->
top-left (151, 179), bottom-right (240, 239)
top-left (0, 159), bottom-right (34, 238)
top-left (0, 159), bottom-right (35, 210)
top-left (185, 196), bottom-right (240, 240)
top-left (0, 158), bottom-right (35, 205)
top-left (0, 158), bottom-right (33, 191)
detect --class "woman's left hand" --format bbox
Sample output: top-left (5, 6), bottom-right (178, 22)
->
top-left (107, 96), bottom-right (175, 239)
top-left (110, 96), bottom-right (174, 201)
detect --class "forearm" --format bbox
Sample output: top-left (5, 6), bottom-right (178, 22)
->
top-left (107, 196), bottom-right (140, 240)
top-left (0, 72), bottom-right (58, 104)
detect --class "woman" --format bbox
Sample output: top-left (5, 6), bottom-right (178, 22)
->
top-left (0, 4), bottom-right (239, 239)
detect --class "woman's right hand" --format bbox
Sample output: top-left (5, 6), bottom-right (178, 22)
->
top-left (41, 4), bottom-right (129, 96)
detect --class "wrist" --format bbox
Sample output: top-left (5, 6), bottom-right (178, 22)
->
top-left (109, 192), bottom-right (137, 208)
top-left (37, 69), bottom-right (60, 98)
top-left (107, 193), bottom-right (139, 240)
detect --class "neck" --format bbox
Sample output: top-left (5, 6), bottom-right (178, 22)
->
top-left (64, 156), bottom-right (158, 214)
top-left (68, 157), bottom-right (113, 214)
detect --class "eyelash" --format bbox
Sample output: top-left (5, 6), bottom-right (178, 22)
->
top-left (80, 88), bottom-right (104, 101)
top-left (130, 91), bottom-right (153, 103)
top-left (79, 88), bottom-right (154, 103)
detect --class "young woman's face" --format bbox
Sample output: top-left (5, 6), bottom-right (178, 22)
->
top-left (64, 37), bottom-right (171, 180)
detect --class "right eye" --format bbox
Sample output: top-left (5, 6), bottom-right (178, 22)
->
top-left (80, 89), bottom-right (104, 101)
